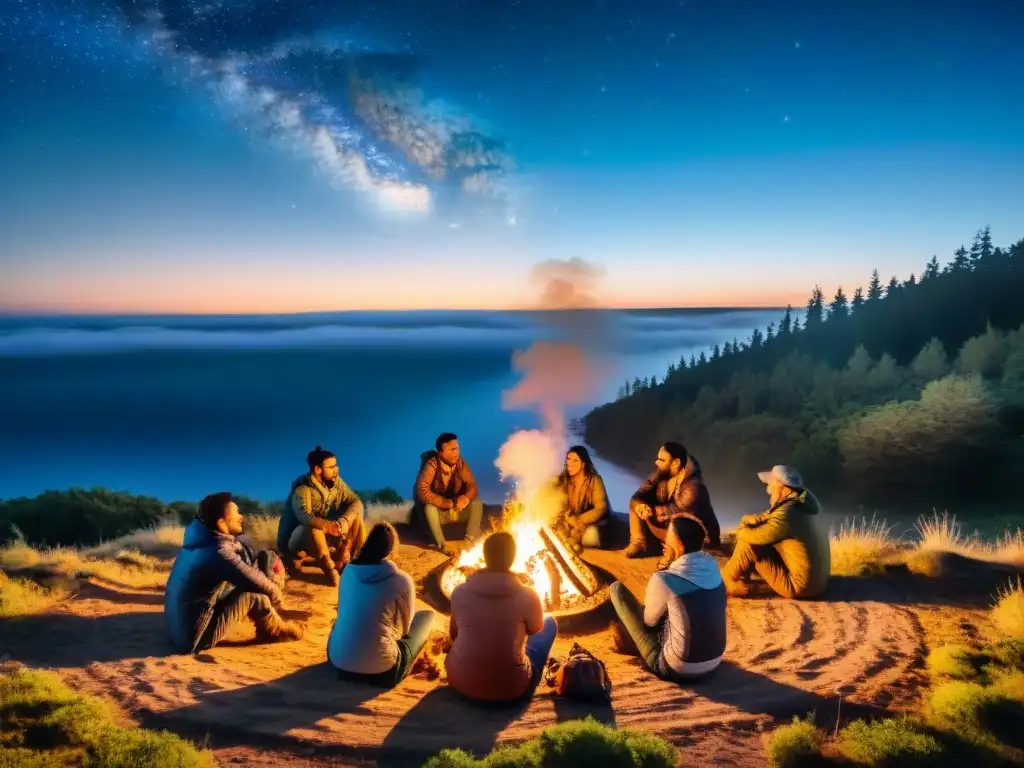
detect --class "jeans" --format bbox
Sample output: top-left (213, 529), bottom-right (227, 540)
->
top-left (337, 610), bottom-right (437, 688)
top-left (288, 515), bottom-right (366, 564)
top-left (423, 499), bottom-right (484, 548)
top-left (609, 582), bottom-right (662, 673)
top-left (193, 588), bottom-right (275, 652)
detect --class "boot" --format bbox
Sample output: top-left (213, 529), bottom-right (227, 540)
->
top-left (318, 554), bottom-right (339, 587)
top-left (254, 610), bottom-right (305, 643)
top-left (623, 541), bottom-right (646, 559)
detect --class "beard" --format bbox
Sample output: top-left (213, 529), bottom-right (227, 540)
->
top-left (322, 477), bottom-right (336, 489)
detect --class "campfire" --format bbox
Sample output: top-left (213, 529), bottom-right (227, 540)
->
top-left (439, 502), bottom-right (602, 612)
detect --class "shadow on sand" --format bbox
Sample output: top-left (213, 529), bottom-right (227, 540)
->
top-left (0, 611), bottom-right (170, 667)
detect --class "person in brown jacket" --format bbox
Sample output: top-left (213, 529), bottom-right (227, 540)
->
top-left (445, 531), bottom-right (559, 704)
top-left (551, 445), bottom-right (610, 552)
top-left (413, 432), bottom-right (484, 555)
top-left (625, 441), bottom-right (722, 570)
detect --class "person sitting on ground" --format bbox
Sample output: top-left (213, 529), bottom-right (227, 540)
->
top-left (551, 445), bottom-right (610, 552)
top-left (445, 531), bottom-right (559, 704)
top-left (721, 465), bottom-right (830, 599)
top-left (625, 441), bottom-right (722, 569)
top-left (413, 432), bottom-right (483, 556)
top-left (165, 492), bottom-right (304, 654)
top-left (609, 515), bottom-right (726, 681)
top-left (277, 446), bottom-right (367, 587)
top-left (327, 521), bottom-right (436, 688)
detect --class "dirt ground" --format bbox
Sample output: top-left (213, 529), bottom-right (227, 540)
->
top-left (0, 522), bottom-right (1003, 768)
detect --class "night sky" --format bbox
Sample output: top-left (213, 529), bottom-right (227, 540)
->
top-left (2, 0), bottom-right (1022, 313)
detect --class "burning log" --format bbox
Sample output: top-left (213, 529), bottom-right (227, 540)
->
top-left (539, 524), bottom-right (598, 598)
top-left (542, 553), bottom-right (562, 610)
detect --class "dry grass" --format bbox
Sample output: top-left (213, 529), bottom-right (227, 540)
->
top-left (0, 570), bottom-right (66, 618)
top-left (0, 542), bottom-right (168, 591)
top-left (992, 577), bottom-right (1024, 639)
top-left (829, 515), bottom-right (903, 576)
top-left (85, 520), bottom-right (185, 560)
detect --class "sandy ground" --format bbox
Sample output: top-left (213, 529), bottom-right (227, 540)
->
top-left (0, 531), bottom-right (1005, 768)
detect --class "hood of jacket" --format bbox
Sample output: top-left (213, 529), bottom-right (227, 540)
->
top-left (347, 560), bottom-right (401, 585)
top-left (683, 454), bottom-right (704, 482)
top-left (664, 550), bottom-right (722, 591)
top-left (788, 489), bottom-right (822, 515)
top-left (464, 569), bottom-right (521, 599)
top-left (182, 519), bottom-right (219, 551)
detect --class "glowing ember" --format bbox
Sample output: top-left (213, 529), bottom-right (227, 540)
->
top-left (440, 507), bottom-right (584, 610)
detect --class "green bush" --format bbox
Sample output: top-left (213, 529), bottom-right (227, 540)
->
top-left (422, 717), bottom-right (677, 768)
top-left (835, 718), bottom-right (944, 767)
top-left (764, 716), bottom-right (824, 768)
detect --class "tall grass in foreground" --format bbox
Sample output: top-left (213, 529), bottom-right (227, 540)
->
top-left (0, 665), bottom-right (212, 767)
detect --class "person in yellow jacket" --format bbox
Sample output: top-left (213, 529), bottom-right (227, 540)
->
top-left (721, 465), bottom-right (830, 599)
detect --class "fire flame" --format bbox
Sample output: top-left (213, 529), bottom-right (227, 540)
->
top-left (441, 503), bottom-right (583, 609)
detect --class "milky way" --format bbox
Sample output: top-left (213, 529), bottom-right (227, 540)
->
top-left (4, 0), bottom-right (514, 217)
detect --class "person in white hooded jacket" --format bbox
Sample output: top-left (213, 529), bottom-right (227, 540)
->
top-left (609, 514), bottom-right (726, 681)
top-left (327, 521), bottom-right (435, 687)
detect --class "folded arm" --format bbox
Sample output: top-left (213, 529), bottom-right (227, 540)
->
top-left (643, 575), bottom-right (671, 628)
top-left (629, 472), bottom-right (660, 513)
top-left (736, 508), bottom-right (792, 546)
top-left (669, 481), bottom-right (721, 547)
top-left (415, 461), bottom-right (453, 509)
top-left (216, 539), bottom-right (281, 603)
top-left (291, 485), bottom-right (328, 530)
top-left (458, 461), bottom-right (479, 503)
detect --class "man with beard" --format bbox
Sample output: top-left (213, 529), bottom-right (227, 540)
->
top-left (277, 446), bottom-right (367, 586)
top-left (165, 492), bottom-right (304, 654)
top-left (413, 432), bottom-right (484, 556)
top-left (623, 442), bottom-right (721, 569)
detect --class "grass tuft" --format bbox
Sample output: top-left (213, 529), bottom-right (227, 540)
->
top-left (829, 516), bottom-right (901, 576)
top-left (763, 716), bottom-right (824, 768)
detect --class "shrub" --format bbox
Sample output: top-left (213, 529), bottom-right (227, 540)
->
top-left (764, 716), bottom-right (824, 768)
top-left (829, 516), bottom-right (901, 576)
top-left (992, 577), bottom-right (1024, 639)
top-left (422, 717), bottom-right (677, 768)
top-left (835, 718), bottom-right (943, 766)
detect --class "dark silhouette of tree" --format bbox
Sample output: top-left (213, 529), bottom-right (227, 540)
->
top-left (923, 256), bottom-right (940, 280)
top-left (779, 305), bottom-right (793, 335)
top-left (829, 287), bottom-right (849, 320)
top-left (851, 287), bottom-right (865, 311)
top-left (805, 286), bottom-right (825, 329)
top-left (867, 269), bottom-right (883, 301)
top-left (711, 344), bottom-right (721, 360)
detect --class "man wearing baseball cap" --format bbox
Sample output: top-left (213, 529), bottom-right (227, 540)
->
top-left (721, 465), bottom-right (830, 599)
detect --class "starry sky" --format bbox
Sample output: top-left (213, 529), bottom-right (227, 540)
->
top-left (1, 0), bottom-right (1022, 314)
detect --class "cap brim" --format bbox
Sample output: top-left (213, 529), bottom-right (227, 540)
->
top-left (756, 471), bottom-right (773, 484)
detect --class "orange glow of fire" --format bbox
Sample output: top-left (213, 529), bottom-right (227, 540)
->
top-left (441, 508), bottom-right (583, 609)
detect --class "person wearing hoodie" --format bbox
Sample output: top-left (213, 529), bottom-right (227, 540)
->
top-left (165, 492), bottom-right (304, 654)
top-left (722, 465), bottom-right (831, 599)
top-left (445, 531), bottom-right (559, 704)
top-left (277, 446), bottom-right (367, 586)
top-left (609, 515), bottom-right (726, 681)
top-left (327, 521), bottom-right (436, 688)
top-left (624, 441), bottom-right (722, 569)
top-left (412, 432), bottom-right (484, 556)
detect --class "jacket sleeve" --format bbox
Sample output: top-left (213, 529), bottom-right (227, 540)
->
top-left (333, 478), bottom-right (365, 522)
top-left (459, 460), bottom-right (479, 503)
top-left (216, 539), bottom-right (281, 599)
top-left (415, 460), bottom-right (451, 508)
top-left (670, 480), bottom-right (721, 547)
top-left (629, 472), bottom-right (659, 512)
top-left (643, 574), bottom-right (671, 627)
top-left (523, 587), bottom-right (544, 636)
top-left (397, 573), bottom-right (415, 636)
top-left (578, 475), bottom-right (609, 525)
top-left (291, 485), bottom-right (328, 530)
top-left (736, 507), bottom-right (792, 546)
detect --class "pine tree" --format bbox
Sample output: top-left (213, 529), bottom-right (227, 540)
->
top-left (642, 376), bottom-right (650, 388)
top-left (950, 245), bottom-right (970, 271)
top-left (633, 376), bottom-right (642, 391)
top-left (689, 354), bottom-right (697, 368)
top-left (723, 341), bottom-right (733, 356)
top-left (829, 286), bottom-right (849, 320)
top-left (979, 225), bottom-right (994, 261)
top-left (805, 285), bottom-right (825, 329)
top-left (765, 321), bottom-right (776, 342)
top-left (969, 230), bottom-right (983, 264)
top-left (885, 275), bottom-right (900, 297)
top-left (905, 272), bottom-right (917, 287)
top-left (851, 286), bottom-right (865, 311)
top-left (711, 344), bottom-right (721, 360)
top-left (779, 305), bottom-right (793, 335)
top-left (922, 256), bottom-right (940, 280)
top-left (910, 337), bottom-right (949, 381)
top-left (867, 269), bottom-right (883, 301)
top-left (697, 351), bottom-right (707, 365)
top-left (650, 374), bottom-right (658, 387)
top-left (750, 328), bottom-right (764, 348)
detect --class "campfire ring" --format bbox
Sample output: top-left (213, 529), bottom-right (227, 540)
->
top-left (427, 559), bottom-right (616, 636)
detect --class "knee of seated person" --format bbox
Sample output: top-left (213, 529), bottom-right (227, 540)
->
top-left (609, 580), bottom-right (625, 598)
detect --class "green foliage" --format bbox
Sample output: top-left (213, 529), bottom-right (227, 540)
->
top-left (0, 667), bottom-right (212, 768)
top-left (421, 717), bottom-right (677, 768)
top-left (0, 486), bottom-right (406, 548)
top-left (764, 716), bottom-right (824, 768)
top-left (835, 718), bottom-right (943, 766)
top-left (585, 230), bottom-right (1024, 507)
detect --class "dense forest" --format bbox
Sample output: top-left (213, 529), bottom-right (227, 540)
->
top-left (585, 227), bottom-right (1024, 511)
top-left (0, 487), bottom-right (404, 548)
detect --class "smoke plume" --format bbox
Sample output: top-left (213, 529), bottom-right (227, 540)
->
top-left (494, 258), bottom-right (609, 520)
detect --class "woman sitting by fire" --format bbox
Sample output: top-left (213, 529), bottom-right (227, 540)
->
top-left (551, 445), bottom-right (610, 552)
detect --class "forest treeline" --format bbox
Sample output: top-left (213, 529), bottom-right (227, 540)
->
top-left (584, 227), bottom-right (1024, 511)
top-left (0, 486), bottom-right (404, 548)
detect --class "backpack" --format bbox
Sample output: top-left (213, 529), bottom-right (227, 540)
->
top-left (553, 642), bottom-right (612, 703)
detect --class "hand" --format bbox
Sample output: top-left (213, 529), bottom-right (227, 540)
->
top-left (270, 589), bottom-right (285, 610)
top-left (635, 504), bottom-right (652, 520)
top-left (455, 495), bottom-right (469, 512)
top-left (654, 505), bottom-right (670, 524)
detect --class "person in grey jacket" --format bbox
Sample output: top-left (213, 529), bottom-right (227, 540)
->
top-left (165, 492), bottom-right (304, 654)
top-left (609, 514), bottom-right (726, 681)
top-left (327, 521), bottom-right (435, 688)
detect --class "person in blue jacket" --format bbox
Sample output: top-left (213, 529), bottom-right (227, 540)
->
top-left (609, 514), bottom-right (727, 681)
top-left (165, 492), bottom-right (305, 654)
